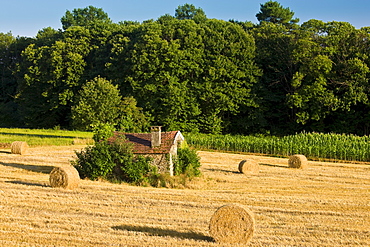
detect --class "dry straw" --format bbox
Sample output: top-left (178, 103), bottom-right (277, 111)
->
top-left (49, 166), bottom-right (80, 189)
top-left (209, 203), bottom-right (255, 244)
top-left (288, 154), bottom-right (308, 169)
top-left (11, 141), bottom-right (29, 155)
top-left (238, 159), bottom-right (259, 175)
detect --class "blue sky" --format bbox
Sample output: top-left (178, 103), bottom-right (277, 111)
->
top-left (1, 0), bottom-right (369, 37)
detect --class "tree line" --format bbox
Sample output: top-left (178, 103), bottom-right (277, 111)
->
top-left (1, 1), bottom-right (369, 135)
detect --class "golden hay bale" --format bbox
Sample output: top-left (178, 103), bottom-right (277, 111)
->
top-left (238, 159), bottom-right (259, 175)
top-left (209, 204), bottom-right (255, 244)
top-left (49, 166), bottom-right (80, 189)
top-left (288, 154), bottom-right (308, 169)
top-left (10, 141), bottom-right (29, 155)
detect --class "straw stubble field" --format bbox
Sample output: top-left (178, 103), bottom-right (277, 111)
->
top-left (0, 146), bottom-right (369, 246)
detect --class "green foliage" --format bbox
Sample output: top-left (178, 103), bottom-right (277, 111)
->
top-left (108, 19), bottom-right (204, 132)
top-left (0, 102), bottom-right (21, 127)
top-left (61, 6), bottom-right (112, 30)
top-left (72, 78), bottom-right (149, 132)
top-left (256, 1), bottom-right (299, 26)
top-left (107, 136), bottom-right (155, 185)
top-left (109, 17), bottom-right (260, 134)
top-left (71, 77), bottom-right (122, 131)
top-left (2, 3), bottom-right (370, 136)
top-left (72, 134), bottom-right (158, 185)
top-left (175, 4), bottom-right (207, 23)
top-left (0, 32), bottom-right (16, 104)
top-left (251, 21), bottom-right (299, 134)
top-left (285, 21), bottom-right (370, 127)
top-left (0, 33), bottom-right (32, 127)
top-left (186, 132), bottom-right (370, 162)
top-left (116, 96), bottom-right (150, 133)
top-left (72, 140), bottom-right (117, 180)
top-left (17, 26), bottom-right (91, 128)
top-left (92, 123), bottom-right (115, 142)
top-left (120, 155), bottom-right (157, 185)
top-left (174, 147), bottom-right (201, 177)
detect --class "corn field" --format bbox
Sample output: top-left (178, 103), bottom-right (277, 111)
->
top-left (185, 132), bottom-right (370, 162)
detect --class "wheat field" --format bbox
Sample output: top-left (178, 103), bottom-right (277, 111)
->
top-left (0, 146), bottom-right (369, 246)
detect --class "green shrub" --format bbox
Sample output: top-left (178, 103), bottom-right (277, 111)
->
top-left (72, 134), bottom-right (157, 184)
top-left (72, 141), bottom-right (117, 180)
top-left (92, 123), bottom-right (115, 142)
top-left (72, 131), bottom-right (201, 186)
top-left (174, 147), bottom-right (201, 177)
top-left (120, 155), bottom-right (157, 185)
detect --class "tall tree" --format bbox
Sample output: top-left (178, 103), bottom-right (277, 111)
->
top-left (35, 27), bottom-right (61, 46)
top-left (109, 18), bottom-right (260, 133)
top-left (252, 22), bottom-right (300, 134)
top-left (0, 32), bottom-right (19, 127)
top-left (287, 21), bottom-right (370, 134)
top-left (109, 19), bottom-right (203, 132)
top-left (256, 1), bottom-right (299, 27)
top-left (72, 77), bottom-right (148, 132)
top-left (251, 2), bottom-right (301, 134)
top-left (0, 33), bottom-right (33, 127)
top-left (71, 77), bottom-right (122, 130)
top-left (0, 32), bottom-right (16, 104)
top-left (61, 6), bottom-right (112, 30)
top-left (17, 5), bottom-right (120, 129)
top-left (116, 96), bottom-right (149, 133)
top-left (197, 19), bottom-right (260, 133)
top-left (17, 26), bottom-right (91, 128)
top-left (175, 4), bottom-right (207, 23)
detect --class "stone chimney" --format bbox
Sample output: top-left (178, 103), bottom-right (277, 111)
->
top-left (151, 126), bottom-right (161, 148)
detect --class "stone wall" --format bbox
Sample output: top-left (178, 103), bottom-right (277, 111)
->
top-left (142, 153), bottom-right (173, 175)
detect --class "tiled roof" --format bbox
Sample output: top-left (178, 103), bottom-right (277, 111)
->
top-left (109, 131), bottom-right (180, 154)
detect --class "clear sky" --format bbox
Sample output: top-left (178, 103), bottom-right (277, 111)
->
top-left (1, 0), bottom-right (369, 37)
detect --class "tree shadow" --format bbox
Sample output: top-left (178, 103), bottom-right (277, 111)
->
top-left (5, 180), bottom-right (48, 187)
top-left (0, 162), bottom-right (54, 174)
top-left (112, 224), bottom-right (214, 242)
top-left (205, 168), bottom-right (240, 174)
top-left (259, 163), bottom-right (288, 168)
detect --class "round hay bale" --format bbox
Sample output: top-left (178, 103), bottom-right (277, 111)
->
top-left (11, 141), bottom-right (29, 155)
top-left (209, 204), bottom-right (255, 244)
top-left (49, 166), bottom-right (80, 189)
top-left (288, 154), bottom-right (308, 169)
top-left (238, 160), bottom-right (259, 175)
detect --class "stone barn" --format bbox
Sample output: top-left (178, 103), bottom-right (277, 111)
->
top-left (110, 126), bottom-right (184, 176)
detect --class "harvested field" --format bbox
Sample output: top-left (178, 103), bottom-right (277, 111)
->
top-left (0, 146), bottom-right (369, 246)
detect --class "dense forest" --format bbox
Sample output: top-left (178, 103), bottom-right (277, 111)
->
top-left (1, 1), bottom-right (370, 135)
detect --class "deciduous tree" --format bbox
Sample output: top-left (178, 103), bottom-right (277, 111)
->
top-left (71, 77), bottom-right (121, 130)
top-left (17, 26), bottom-right (91, 128)
top-left (175, 4), bottom-right (207, 23)
top-left (61, 6), bottom-right (112, 30)
top-left (109, 17), bottom-right (260, 133)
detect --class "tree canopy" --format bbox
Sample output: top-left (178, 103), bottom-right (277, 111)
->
top-left (256, 0), bottom-right (299, 26)
top-left (1, 2), bottom-right (370, 136)
top-left (175, 4), bottom-right (207, 23)
top-left (71, 77), bottom-right (122, 130)
top-left (61, 6), bottom-right (112, 30)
